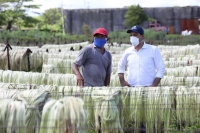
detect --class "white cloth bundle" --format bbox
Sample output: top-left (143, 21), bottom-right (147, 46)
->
top-left (16, 89), bottom-right (50, 133)
top-left (92, 88), bottom-right (123, 133)
top-left (0, 99), bottom-right (26, 133)
top-left (40, 97), bottom-right (86, 133)
top-left (0, 89), bottom-right (20, 100)
top-left (72, 86), bottom-right (94, 127)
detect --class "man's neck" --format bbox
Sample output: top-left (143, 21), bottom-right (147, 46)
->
top-left (134, 41), bottom-right (144, 51)
top-left (99, 47), bottom-right (105, 54)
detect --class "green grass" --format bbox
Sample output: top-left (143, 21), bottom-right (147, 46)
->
top-left (0, 29), bottom-right (200, 46)
top-left (0, 30), bottom-right (89, 46)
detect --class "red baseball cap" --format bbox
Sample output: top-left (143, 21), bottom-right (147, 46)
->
top-left (93, 28), bottom-right (108, 37)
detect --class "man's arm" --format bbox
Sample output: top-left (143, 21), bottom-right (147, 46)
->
top-left (153, 47), bottom-right (166, 86)
top-left (150, 77), bottom-right (161, 87)
top-left (72, 47), bottom-right (89, 87)
top-left (72, 63), bottom-right (84, 86)
top-left (104, 74), bottom-right (111, 86)
top-left (118, 73), bottom-right (130, 87)
top-left (105, 53), bottom-right (112, 86)
top-left (118, 51), bottom-right (129, 87)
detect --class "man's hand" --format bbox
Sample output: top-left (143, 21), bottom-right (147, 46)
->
top-left (149, 84), bottom-right (156, 87)
top-left (150, 78), bottom-right (161, 87)
top-left (121, 80), bottom-right (130, 87)
top-left (72, 63), bottom-right (84, 87)
top-left (76, 74), bottom-right (84, 87)
top-left (118, 73), bottom-right (130, 87)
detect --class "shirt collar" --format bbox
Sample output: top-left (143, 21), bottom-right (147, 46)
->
top-left (92, 43), bottom-right (107, 52)
top-left (93, 43), bottom-right (98, 48)
top-left (142, 41), bottom-right (148, 49)
top-left (132, 41), bottom-right (148, 51)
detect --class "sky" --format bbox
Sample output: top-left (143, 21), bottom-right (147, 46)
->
top-left (27, 0), bottom-right (200, 16)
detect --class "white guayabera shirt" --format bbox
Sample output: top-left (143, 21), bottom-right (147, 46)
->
top-left (118, 42), bottom-right (166, 87)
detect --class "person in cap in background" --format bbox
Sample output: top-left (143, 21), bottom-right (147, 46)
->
top-left (72, 27), bottom-right (112, 87)
top-left (118, 25), bottom-right (165, 87)
top-left (79, 45), bottom-right (83, 50)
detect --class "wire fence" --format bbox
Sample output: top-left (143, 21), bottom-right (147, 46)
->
top-left (1, 40), bottom-right (200, 132)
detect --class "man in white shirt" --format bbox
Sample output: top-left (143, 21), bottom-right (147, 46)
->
top-left (118, 25), bottom-right (166, 87)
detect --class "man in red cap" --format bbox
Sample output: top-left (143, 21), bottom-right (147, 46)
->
top-left (72, 27), bottom-right (112, 87)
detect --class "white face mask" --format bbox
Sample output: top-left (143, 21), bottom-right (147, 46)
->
top-left (130, 36), bottom-right (139, 47)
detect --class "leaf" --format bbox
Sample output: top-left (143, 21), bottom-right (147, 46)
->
top-left (23, 4), bottom-right (41, 9)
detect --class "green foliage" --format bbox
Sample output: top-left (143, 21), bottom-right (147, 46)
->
top-left (108, 29), bottom-right (200, 46)
top-left (37, 8), bottom-right (63, 33)
top-left (144, 29), bottom-right (166, 40)
top-left (81, 23), bottom-right (92, 37)
top-left (39, 24), bottom-right (62, 32)
top-left (0, 30), bottom-right (88, 46)
top-left (108, 29), bottom-right (166, 44)
top-left (0, 13), bottom-right (6, 26)
top-left (0, 0), bottom-right (40, 30)
top-left (109, 30), bottom-right (127, 38)
top-left (21, 16), bottom-right (40, 28)
top-left (41, 8), bottom-right (62, 25)
top-left (124, 5), bottom-right (148, 28)
top-left (0, 27), bottom-right (200, 47)
top-left (148, 17), bottom-right (157, 22)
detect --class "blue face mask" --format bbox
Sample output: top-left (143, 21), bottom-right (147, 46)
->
top-left (94, 38), bottom-right (106, 48)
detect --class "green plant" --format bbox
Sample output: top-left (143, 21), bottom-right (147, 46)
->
top-left (82, 23), bottom-right (92, 37)
top-left (124, 5), bottom-right (148, 28)
top-left (145, 29), bottom-right (166, 40)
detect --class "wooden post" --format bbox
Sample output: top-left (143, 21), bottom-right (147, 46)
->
top-left (26, 48), bottom-right (32, 71)
top-left (98, 116), bottom-right (101, 133)
top-left (3, 42), bottom-right (12, 70)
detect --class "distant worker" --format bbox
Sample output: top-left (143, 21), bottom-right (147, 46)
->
top-left (70, 47), bottom-right (74, 51)
top-left (79, 46), bottom-right (82, 50)
top-left (119, 42), bottom-right (122, 47)
top-left (110, 42), bottom-right (114, 47)
top-left (16, 41), bottom-right (20, 46)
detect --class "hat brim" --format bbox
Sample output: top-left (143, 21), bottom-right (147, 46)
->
top-left (93, 33), bottom-right (107, 37)
top-left (127, 29), bottom-right (140, 34)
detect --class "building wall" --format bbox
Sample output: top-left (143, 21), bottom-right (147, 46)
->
top-left (63, 6), bottom-right (200, 34)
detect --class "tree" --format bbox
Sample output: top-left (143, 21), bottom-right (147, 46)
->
top-left (38, 8), bottom-right (63, 32)
top-left (41, 8), bottom-right (62, 25)
top-left (0, 0), bottom-right (40, 30)
top-left (0, 14), bottom-right (6, 26)
top-left (124, 5), bottom-right (148, 28)
top-left (0, 1), bottom-right (8, 26)
top-left (81, 23), bottom-right (92, 37)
